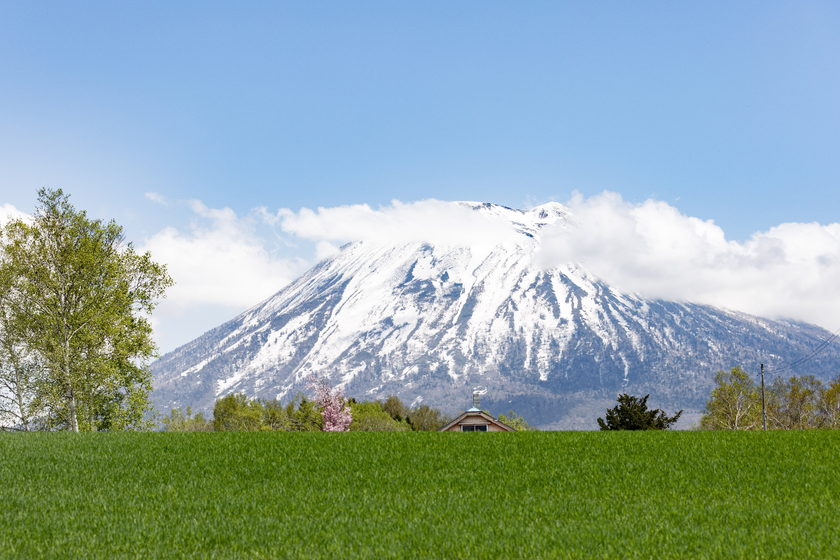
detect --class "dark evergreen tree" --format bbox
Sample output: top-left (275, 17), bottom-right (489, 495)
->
top-left (597, 393), bottom-right (682, 430)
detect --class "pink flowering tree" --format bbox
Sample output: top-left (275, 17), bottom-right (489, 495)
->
top-left (306, 375), bottom-right (352, 432)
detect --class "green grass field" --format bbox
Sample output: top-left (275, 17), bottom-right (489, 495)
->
top-left (1, 431), bottom-right (838, 559)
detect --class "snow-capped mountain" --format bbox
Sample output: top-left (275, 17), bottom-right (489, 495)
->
top-left (151, 202), bottom-right (840, 428)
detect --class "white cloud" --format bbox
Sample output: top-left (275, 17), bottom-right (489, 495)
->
top-left (535, 191), bottom-right (840, 330)
top-left (274, 199), bottom-right (519, 248)
top-left (145, 192), bottom-right (168, 205)
top-left (140, 200), bottom-right (309, 310)
top-left (0, 203), bottom-right (28, 226)
top-left (315, 241), bottom-right (342, 260)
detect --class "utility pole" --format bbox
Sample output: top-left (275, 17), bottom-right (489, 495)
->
top-left (760, 363), bottom-right (767, 431)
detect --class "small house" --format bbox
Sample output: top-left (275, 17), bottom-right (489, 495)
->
top-left (439, 392), bottom-right (515, 432)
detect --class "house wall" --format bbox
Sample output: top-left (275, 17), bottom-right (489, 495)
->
top-left (442, 424), bottom-right (467, 432)
top-left (441, 412), bottom-right (514, 432)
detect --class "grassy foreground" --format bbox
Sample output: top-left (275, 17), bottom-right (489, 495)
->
top-left (1, 431), bottom-right (838, 559)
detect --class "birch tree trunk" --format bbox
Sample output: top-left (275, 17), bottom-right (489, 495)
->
top-left (64, 336), bottom-right (78, 433)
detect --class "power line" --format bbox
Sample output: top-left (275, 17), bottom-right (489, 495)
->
top-left (764, 325), bottom-right (840, 375)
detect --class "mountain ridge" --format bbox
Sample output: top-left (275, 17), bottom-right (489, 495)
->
top-left (151, 202), bottom-right (840, 428)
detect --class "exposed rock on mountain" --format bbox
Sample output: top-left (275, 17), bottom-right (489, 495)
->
top-left (151, 202), bottom-right (840, 428)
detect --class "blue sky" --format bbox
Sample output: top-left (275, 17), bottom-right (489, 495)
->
top-left (2, 1), bottom-right (839, 351)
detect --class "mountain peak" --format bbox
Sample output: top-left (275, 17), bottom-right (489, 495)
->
top-left (151, 200), bottom-right (840, 429)
top-left (454, 201), bottom-right (571, 237)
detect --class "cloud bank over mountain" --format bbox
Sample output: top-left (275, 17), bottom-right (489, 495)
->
top-left (535, 192), bottom-right (840, 332)
top-left (4, 193), bottom-right (837, 352)
top-left (140, 194), bottom-right (840, 349)
top-left (267, 193), bottom-right (840, 333)
top-left (272, 199), bottom-right (521, 250)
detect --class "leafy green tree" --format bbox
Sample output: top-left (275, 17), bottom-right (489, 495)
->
top-left (0, 189), bottom-right (172, 431)
top-left (349, 400), bottom-right (409, 431)
top-left (699, 367), bottom-right (760, 430)
top-left (257, 396), bottom-right (320, 431)
top-left (376, 395), bottom-right (452, 431)
top-left (766, 375), bottom-right (823, 430)
top-left (497, 410), bottom-right (537, 431)
top-left (406, 403), bottom-right (452, 431)
top-left (380, 395), bottom-right (410, 422)
top-left (699, 371), bottom-right (840, 431)
top-left (0, 328), bottom-right (42, 431)
top-left (162, 406), bottom-right (212, 432)
top-left (597, 394), bottom-right (682, 431)
top-left (818, 374), bottom-right (840, 429)
top-left (377, 395), bottom-right (452, 431)
top-left (0, 271), bottom-right (43, 431)
top-left (213, 393), bottom-right (266, 432)
top-left (208, 392), bottom-right (324, 432)
top-left (281, 393), bottom-right (323, 432)
top-left (260, 398), bottom-right (290, 431)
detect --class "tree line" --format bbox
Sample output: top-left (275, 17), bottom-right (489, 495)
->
top-left (596, 367), bottom-right (840, 431)
top-left (699, 366), bottom-right (840, 430)
top-left (163, 381), bottom-right (542, 433)
top-left (163, 392), bottom-right (458, 432)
